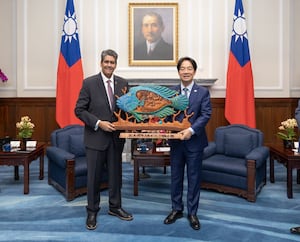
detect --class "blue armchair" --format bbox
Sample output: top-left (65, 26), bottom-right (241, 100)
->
top-left (46, 125), bottom-right (108, 201)
top-left (201, 124), bottom-right (269, 202)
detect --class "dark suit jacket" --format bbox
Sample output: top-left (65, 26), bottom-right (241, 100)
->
top-left (134, 38), bottom-right (173, 60)
top-left (170, 83), bottom-right (212, 152)
top-left (75, 73), bottom-right (128, 151)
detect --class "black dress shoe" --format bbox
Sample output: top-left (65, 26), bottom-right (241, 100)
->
top-left (108, 208), bottom-right (133, 221)
top-left (188, 215), bottom-right (200, 230)
top-left (86, 213), bottom-right (97, 230)
top-left (290, 226), bottom-right (300, 234)
top-left (164, 210), bottom-right (183, 224)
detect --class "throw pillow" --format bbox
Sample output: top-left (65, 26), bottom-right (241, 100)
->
top-left (224, 133), bottom-right (253, 158)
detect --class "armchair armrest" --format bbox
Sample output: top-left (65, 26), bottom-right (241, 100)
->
top-left (203, 142), bottom-right (217, 159)
top-left (46, 146), bottom-right (75, 169)
top-left (245, 146), bottom-right (269, 168)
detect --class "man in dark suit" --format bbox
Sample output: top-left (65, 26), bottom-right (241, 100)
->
top-left (163, 57), bottom-right (212, 230)
top-left (75, 49), bottom-right (133, 230)
top-left (134, 12), bottom-right (173, 60)
top-left (290, 99), bottom-right (300, 235)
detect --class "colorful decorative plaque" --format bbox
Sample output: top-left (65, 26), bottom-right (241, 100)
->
top-left (114, 85), bottom-right (192, 138)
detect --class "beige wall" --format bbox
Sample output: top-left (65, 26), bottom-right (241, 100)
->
top-left (0, 0), bottom-right (299, 98)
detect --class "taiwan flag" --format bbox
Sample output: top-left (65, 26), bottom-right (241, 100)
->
top-left (225, 0), bottom-right (256, 128)
top-left (56, 0), bottom-right (83, 128)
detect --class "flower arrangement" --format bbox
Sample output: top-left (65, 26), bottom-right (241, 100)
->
top-left (16, 116), bottom-right (35, 138)
top-left (277, 118), bottom-right (298, 141)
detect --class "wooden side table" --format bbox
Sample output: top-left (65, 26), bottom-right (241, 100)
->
top-left (0, 144), bottom-right (44, 194)
top-left (269, 144), bottom-right (300, 198)
top-left (132, 146), bottom-right (170, 196)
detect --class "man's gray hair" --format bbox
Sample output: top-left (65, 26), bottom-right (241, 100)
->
top-left (101, 49), bottom-right (118, 63)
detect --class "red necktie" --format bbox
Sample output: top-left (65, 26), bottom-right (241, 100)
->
top-left (107, 80), bottom-right (114, 110)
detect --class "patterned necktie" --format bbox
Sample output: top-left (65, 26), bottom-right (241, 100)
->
top-left (107, 80), bottom-right (114, 110)
top-left (183, 87), bottom-right (189, 98)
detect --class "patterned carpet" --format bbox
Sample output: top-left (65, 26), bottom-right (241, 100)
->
top-left (0, 157), bottom-right (300, 242)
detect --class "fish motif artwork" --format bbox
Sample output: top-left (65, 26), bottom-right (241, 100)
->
top-left (116, 85), bottom-right (189, 122)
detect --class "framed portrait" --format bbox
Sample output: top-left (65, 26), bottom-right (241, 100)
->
top-left (128, 3), bottom-right (178, 66)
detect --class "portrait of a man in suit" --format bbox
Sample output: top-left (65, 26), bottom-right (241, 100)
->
top-left (134, 12), bottom-right (173, 61)
top-left (129, 3), bottom-right (178, 66)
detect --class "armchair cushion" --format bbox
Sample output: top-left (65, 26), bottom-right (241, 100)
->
top-left (69, 134), bottom-right (85, 157)
top-left (203, 154), bottom-right (247, 177)
top-left (224, 133), bottom-right (254, 158)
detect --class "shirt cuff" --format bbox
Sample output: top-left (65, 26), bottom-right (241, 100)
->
top-left (188, 127), bottom-right (195, 135)
top-left (95, 120), bottom-right (100, 131)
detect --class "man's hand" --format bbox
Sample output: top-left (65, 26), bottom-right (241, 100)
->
top-left (98, 120), bottom-right (116, 132)
top-left (179, 128), bottom-right (192, 140)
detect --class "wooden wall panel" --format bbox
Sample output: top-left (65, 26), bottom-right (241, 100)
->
top-left (0, 98), bottom-right (298, 145)
top-left (0, 98), bottom-right (59, 145)
top-left (205, 98), bottom-right (229, 141)
top-left (255, 98), bottom-right (298, 145)
top-left (0, 106), bottom-right (8, 136)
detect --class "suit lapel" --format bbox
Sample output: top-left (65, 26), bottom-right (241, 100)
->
top-left (98, 73), bottom-right (112, 111)
top-left (114, 76), bottom-right (123, 98)
top-left (189, 83), bottom-right (198, 102)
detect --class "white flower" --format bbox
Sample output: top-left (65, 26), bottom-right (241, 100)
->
top-left (277, 118), bottom-right (298, 141)
top-left (16, 116), bottom-right (35, 138)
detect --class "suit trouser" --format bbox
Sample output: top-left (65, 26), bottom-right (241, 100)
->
top-left (170, 144), bottom-right (203, 215)
top-left (86, 141), bottom-right (122, 214)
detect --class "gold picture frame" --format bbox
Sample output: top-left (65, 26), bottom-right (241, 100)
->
top-left (128, 2), bottom-right (178, 66)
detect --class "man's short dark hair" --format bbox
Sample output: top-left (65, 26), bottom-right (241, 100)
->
top-left (177, 57), bottom-right (197, 71)
top-left (142, 12), bottom-right (164, 27)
